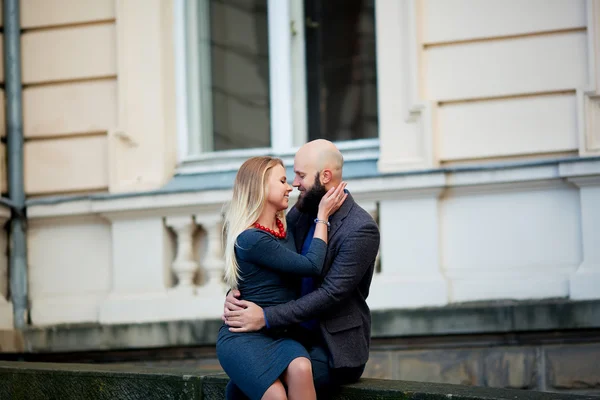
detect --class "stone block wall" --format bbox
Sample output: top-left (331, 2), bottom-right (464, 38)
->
top-left (362, 342), bottom-right (600, 397)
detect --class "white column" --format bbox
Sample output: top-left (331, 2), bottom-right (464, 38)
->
top-left (268, 0), bottom-right (295, 152)
top-left (194, 214), bottom-right (227, 318)
top-left (166, 216), bottom-right (199, 295)
top-left (99, 217), bottom-right (173, 324)
top-left (376, 0), bottom-right (436, 173)
top-left (367, 190), bottom-right (448, 309)
top-left (197, 214), bottom-right (225, 292)
top-left (569, 177), bottom-right (600, 299)
top-left (109, 0), bottom-right (177, 192)
top-left (577, 0), bottom-right (600, 156)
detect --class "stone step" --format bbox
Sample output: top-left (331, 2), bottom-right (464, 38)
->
top-left (1, 361), bottom-right (598, 400)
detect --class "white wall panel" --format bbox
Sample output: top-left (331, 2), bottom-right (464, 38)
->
top-left (438, 94), bottom-right (578, 160)
top-left (424, 32), bottom-right (588, 101)
top-left (25, 135), bottom-right (109, 194)
top-left (24, 80), bottom-right (117, 137)
top-left (22, 24), bottom-right (116, 84)
top-left (441, 185), bottom-right (582, 300)
top-left (21, 0), bottom-right (115, 28)
top-left (28, 217), bottom-right (112, 325)
top-left (422, 0), bottom-right (586, 43)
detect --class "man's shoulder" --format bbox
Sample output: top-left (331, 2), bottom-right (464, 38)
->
top-left (330, 202), bottom-right (379, 245)
top-left (346, 202), bottom-right (378, 228)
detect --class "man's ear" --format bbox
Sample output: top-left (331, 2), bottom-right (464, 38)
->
top-left (321, 169), bottom-right (333, 184)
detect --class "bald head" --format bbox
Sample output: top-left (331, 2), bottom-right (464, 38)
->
top-left (295, 139), bottom-right (343, 189)
top-left (299, 139), bottom-right (343, 176)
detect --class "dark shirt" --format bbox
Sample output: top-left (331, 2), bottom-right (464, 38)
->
top-left (300, 222), bottom-right (319, 331)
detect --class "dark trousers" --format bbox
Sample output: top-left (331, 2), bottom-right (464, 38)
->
top-left (225, 343), bottom-right (365, 399)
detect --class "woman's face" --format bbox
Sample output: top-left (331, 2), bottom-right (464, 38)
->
top-left (266, 164), bottom-right (293, 212)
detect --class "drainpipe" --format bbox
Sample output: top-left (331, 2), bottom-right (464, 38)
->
top-left (3, 0), bottom-right (28, 329)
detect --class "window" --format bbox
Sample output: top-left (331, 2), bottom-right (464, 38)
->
top-left (176, 0), bottom-right (379, 169)
top-left (305, 0), bottom-right (378, 142)
top-left (181, 0), bottom-right (270, 154)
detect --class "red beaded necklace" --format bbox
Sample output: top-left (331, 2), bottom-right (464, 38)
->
top-left (253, 218), bottom-right (286, 239)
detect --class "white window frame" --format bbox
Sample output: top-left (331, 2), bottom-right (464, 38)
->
top-left (174, 0), bottom-right (380, 175)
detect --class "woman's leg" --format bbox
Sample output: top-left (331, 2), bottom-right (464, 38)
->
top-left (261, 379), bottom-right (287, 400)
top-left (282, 357), bottom-right (316, 400)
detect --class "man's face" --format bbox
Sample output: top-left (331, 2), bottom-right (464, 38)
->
top-left (293, 154), bottom-right (327, 215)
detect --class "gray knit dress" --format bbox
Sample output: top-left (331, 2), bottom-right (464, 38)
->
top-left (216, 228), bottom-right (326, 400)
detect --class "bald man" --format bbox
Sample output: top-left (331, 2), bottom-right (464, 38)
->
top-left (223, 139), bottom-right (380, 398)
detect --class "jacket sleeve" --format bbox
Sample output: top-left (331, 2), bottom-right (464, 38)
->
top-left (263, 221), bottom-right (380, 327)
top-left (237, 230), bottom-right (326, 276)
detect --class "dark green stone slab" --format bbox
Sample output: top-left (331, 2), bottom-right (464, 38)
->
top-left (2, 361), bottom-right (598, 400)
top-left (0, 361), bottom-right (206, 400)
top-left (201, 373), bottom-right (599, 400)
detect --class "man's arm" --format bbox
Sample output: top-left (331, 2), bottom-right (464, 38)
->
top-left (263, 222), bottom-right (380, 328)
top-left (223, 220), bottom-right (380, 332)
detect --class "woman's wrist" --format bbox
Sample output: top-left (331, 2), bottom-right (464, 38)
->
top-left (317, 211), bottom-right (328, 221)
top-left (314, 217), bottom-right (330, 231)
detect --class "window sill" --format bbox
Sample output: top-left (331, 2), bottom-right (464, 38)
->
top-left (176, 138), bottom-right (380, 175)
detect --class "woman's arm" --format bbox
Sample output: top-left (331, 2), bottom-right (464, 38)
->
top-left (238, 182), bottom-right (348, 275)
top-left (237, 230), bottom-right (326, 276)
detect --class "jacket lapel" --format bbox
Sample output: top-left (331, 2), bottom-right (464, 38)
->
top-left (291, 192), bottom-right (355, 253)
top-left (327, 192), bottom-right (354, 242)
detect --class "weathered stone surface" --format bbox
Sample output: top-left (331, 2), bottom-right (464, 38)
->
top-left (2, 361), bottom-right (599, 400)
top-left (336, 379), bottom-right (600, 400)
top-left (0, 362), bottom-right (202, 400)
top-left (483, 347), bottom-right (537, 389)
top-left (203, 374), bottom-right (228, 400)
top-left (363, 351), bottom-right (393, 379)
top-left (21, 319), bottom-right (223, 353)
top-left (546, 345), bottom-right (600, 389)
top-left (394, 349), bottom-right (481, 386)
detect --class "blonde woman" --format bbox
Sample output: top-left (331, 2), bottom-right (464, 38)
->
top-left (216, 156), bottom-right (346, 400)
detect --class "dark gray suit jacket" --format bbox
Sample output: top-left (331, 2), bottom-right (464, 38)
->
top-left (263, 193), bottom-right (380, 369)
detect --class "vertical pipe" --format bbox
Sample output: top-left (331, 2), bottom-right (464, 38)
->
top-left (4, 0), bottom-right (28, 329)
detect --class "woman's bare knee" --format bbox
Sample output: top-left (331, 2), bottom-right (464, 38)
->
top-left (284, 357), bottom-right (316, 400)
top-left (286, 357), bottom-right (313, 381)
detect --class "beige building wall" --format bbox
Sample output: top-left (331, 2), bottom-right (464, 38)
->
top-left (423, 0), bottom-right (588, 163)
top-left (20, 0), bottom-right (177, 196)
top-left (17, 0), bottom-right (598, 195)
top-left (2, 0), bottom-right (597, 333)
top-left (21, 0), bottom-right (115, 196)
top-left (378, 0), bottom-right (600, 172)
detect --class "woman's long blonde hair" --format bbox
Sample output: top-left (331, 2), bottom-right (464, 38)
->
top-left (222, 156), bottom-right (288, 288)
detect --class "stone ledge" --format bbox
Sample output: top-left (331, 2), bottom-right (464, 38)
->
top-left (371, 298), bottom-right (600, 338)
top-left (1, 361), bottom-right (598, 400)
top-left (25, 155), bottom-right (600, 212)
top-left (4, 299), bottom-right (599, 354)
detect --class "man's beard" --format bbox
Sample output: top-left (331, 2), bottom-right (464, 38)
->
top-left (295, 174), bottom-right (327, 216)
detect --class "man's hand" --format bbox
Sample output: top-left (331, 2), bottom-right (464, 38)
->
top-left (223, 300), bottom-right (266, 332)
